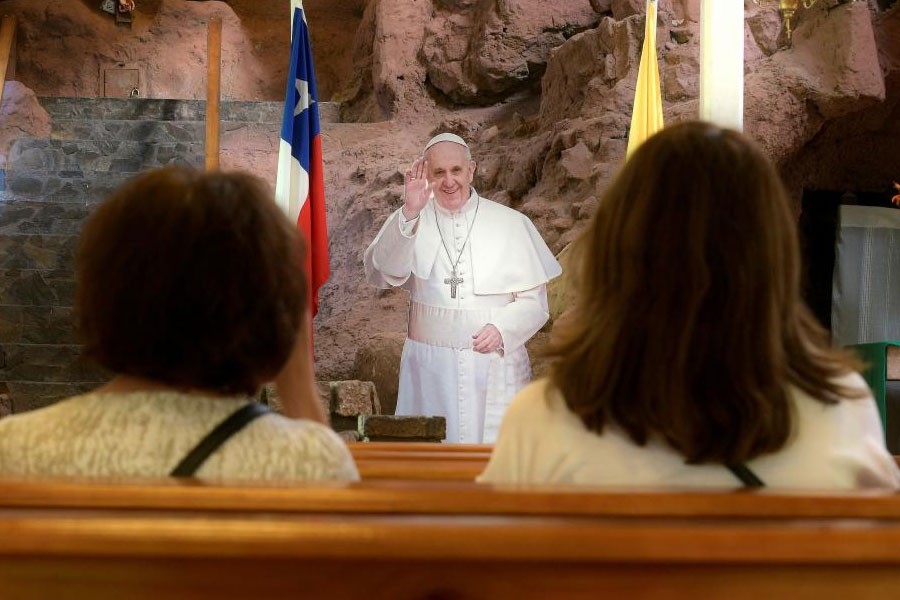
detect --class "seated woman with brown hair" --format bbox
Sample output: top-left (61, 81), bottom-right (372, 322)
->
top-left (480, 121), bottom-right (900, 488)
top-left (0, 166), bottom-right (358, 481)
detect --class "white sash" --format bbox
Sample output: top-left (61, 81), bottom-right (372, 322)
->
top-left (406, 301), bottom-right (529, 442)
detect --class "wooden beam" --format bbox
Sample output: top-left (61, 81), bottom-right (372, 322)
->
top-left (0, 15), bottom-right (17, 110)
top-left (204, 16), bottom-right (222, 171)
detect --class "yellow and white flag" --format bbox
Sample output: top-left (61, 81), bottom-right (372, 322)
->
top-left (626, 0), bottom-right (664, 159)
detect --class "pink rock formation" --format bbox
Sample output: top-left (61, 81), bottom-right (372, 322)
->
top-left (1, 0), bottom-right (898, 397)
top-left (424, 0), bottom-right (600, 103)
top-left (0, 81), bottom-right (50, 165)
top-left (4, 0), bottom-right (277, 99)
top-left (779, 3), bottom-right (900, 198)
top-left (745, 1), bottom-right (886, 164)
top-left (340, 0), bottom-right (432, 122)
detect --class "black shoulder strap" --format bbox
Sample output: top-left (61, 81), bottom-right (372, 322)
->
top-left (170, 402), bottom-right (271, 477)
top-left (726, 463), bottom-right (765, 487)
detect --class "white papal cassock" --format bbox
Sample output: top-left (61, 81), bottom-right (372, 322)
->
top-left (364, 189), bottom-right (562, 443)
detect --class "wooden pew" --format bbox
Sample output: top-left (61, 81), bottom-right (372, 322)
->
top-left (350, 442), bottom-right (493, 453)
top-left (350, 443), bottom-right (900, 481)
top-left (3, 476), bottom-right (900, 518)
top-left (1, 478), bottom-right (900, 599)
top-left (3, 505), bottom-right (900, 600)
top-left (349, 442), bottom-right (490, 480)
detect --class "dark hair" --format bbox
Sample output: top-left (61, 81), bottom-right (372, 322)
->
top-left (548, 121), bottom-right (862, 464)
top-left (76, 166), bottom-right (307, 396)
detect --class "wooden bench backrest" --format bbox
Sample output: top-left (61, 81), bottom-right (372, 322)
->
top-left (351, 444), bottom-right (900, 481)
top-left (3, 492), bottom-right (900, 600)
top-left (3, 475), bottom-right (900, 599)
top-left (349, 442), bottom-right (490, 480)
top-left (1, 477), bottom-right (900, 518)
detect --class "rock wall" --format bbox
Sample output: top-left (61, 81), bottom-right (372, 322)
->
top-left (778, 4), bottom-right (900, 197)
top-left (318, 0), bottom-right (900, 391)
top-left (7, 0), bottom-right (267, 99)
top-left (1, 0), bottom-right (363, 101)
top-left (1, 0), bottom-right (899, 408)
top-left (0, 82), bottom-right (50, 166)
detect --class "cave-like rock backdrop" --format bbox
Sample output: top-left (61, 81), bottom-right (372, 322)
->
top-left (1, 0), bottom-right (898, 406)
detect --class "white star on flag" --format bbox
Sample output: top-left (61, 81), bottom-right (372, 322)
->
top-left (294, 78), bottom-right (315, 117)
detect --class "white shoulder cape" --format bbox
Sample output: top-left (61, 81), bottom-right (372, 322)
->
top-left (411, 196), bottom-right (562, 295)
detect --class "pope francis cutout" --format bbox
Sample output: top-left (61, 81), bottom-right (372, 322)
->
top-left (364, 133), bottom-right (562, 443)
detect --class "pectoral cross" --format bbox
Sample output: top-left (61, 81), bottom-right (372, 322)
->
top-left (444, 270), bottom-right (464, 299)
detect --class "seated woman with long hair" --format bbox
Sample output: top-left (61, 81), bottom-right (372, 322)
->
top-left (0, 166), bottom-right (358, 481)
top-left (480, 121), bottom-right (900, 487)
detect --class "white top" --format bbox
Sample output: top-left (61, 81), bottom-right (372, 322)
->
top-left (0, 391), bottom-right (360, 481)
top-left (479, 375), bottom-right (900, 488)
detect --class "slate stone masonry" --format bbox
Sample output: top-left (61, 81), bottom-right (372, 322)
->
top-left (0, 96), bottom-right (294, 414)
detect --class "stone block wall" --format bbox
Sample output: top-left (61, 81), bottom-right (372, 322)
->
top-left (0, 96), bottom-right (287, 413)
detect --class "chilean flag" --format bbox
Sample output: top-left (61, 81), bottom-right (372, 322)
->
top-left (275, 0), bottom-right (328, 316)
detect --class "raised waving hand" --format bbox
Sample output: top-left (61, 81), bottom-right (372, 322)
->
top-left (402, 156), bottom-right (433, 220)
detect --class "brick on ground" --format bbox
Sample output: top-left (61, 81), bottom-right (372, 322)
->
top-left (358, 415), bottom-right (446, 442)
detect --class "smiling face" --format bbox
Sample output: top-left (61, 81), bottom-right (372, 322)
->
top-left (425, 141), bottom-right (476, 211)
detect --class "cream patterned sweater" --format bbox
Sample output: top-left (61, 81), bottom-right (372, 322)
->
top-left (0, 391), bottom-right (359, 481)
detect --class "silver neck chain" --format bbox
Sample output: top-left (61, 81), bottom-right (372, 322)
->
top-left (434, 196), bottom-right (480, 286)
